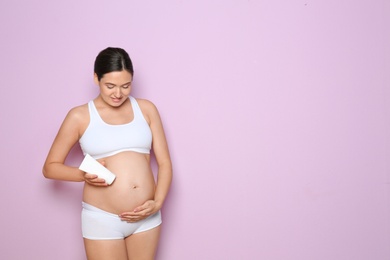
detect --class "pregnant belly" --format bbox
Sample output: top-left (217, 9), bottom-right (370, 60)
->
top-left (82, 151), bottom-right (156, 214)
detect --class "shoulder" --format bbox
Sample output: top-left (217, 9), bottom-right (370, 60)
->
top-left (64, 103), bottom-right (89, 125)
top-left (135, 98), bottom-right (158, 113)
top-left (134, 97), bottom-right (161, 124)
top-left (54, 103), bottom-right (90, 138)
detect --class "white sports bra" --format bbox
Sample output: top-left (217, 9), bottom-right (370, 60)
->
top-left (79, 96), bottom-right (152, 159)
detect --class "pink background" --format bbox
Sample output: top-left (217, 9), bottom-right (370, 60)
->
top-left (0, 0), bottom-right (389, 259)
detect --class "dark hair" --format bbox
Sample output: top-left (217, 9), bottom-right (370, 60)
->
top-left (94, 47), bottom-right (134, 81)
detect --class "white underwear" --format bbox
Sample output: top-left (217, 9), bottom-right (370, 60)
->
top-left (81, 202), bottom-right (162, 240)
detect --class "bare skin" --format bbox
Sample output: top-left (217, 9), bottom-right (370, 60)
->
top-left (83, 152), bottom-right (156, 215)
top-left (43, 70), bottom-right (172, 259)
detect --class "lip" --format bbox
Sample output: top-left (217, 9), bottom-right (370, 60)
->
top-left (111, 97), bottom-right (122, 103)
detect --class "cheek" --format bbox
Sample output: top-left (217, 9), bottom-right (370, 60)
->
top-left (122, 87), bottom-right (132, 94)
top-left (99, 87), bottom-right (110, 95)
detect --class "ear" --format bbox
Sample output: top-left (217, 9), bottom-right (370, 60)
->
top-left (94, 73), bottom-right (99, 85)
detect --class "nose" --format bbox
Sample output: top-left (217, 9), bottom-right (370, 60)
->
top-left (114, 86), bottom-right (122, 97)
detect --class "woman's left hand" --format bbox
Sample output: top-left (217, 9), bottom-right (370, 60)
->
top-left (118, 200), bottom-right (159, 222)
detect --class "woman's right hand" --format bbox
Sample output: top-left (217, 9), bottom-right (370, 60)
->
top-left (83, 173), bottom-right (109, 186)
top-left (83, 160), bottom-right (109, 186)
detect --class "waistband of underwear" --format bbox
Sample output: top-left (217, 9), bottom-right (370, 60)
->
top-left (82, 201), bottom-right (120, 218)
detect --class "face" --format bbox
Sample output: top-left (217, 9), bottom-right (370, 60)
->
top-left (95, 70), bottom-right (133, 107)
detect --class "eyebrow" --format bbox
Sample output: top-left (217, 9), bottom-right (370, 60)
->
top-left (105, 81), bottom-right (132, 86)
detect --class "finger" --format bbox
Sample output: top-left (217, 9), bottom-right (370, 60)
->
top-left (84, 173), bottom-right (98, 179)
top-left (119, 212), bottom-right (136, 218)
top-left (85, 176), bottom-right (108, 186)
top-left (133, 206), bottom-right (145, 213)
top-left (93, 179), bottom-right (108, 186)
top-left (137, 200), bottom-right (155, 211)
top-left (119, 215), bottom-right (137, 222)
top-left (94, 182), bottom-right (109, 187)
top-left (119, 211), bottom-right (144, 219)
top-left (92, 178), bottom-right (106, 183)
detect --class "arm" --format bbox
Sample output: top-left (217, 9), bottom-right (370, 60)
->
top-left (42, 106), bottom-right (107, 186)
top-left (148, 101), bottom-right (173, 211)
top-left (43, 107), bottom-right (85, 181)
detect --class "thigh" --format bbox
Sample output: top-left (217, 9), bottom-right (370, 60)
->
top-left (125, 225), bottom-right (161, 260)
top-left (84, 239), bottom-right (128, 260)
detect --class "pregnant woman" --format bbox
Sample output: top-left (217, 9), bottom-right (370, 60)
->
top-left (43, 47), bottom-right (172, 260)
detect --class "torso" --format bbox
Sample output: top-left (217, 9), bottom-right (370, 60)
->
top-left (82, 151), bottom-right (156, 214)
top-left (78, 97), bottom-right (155, 214)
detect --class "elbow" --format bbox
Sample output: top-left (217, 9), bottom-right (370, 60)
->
top-left (42, 165), bottom-right (52, 179)
top-left (42, 167), bottom-right (48, 179)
